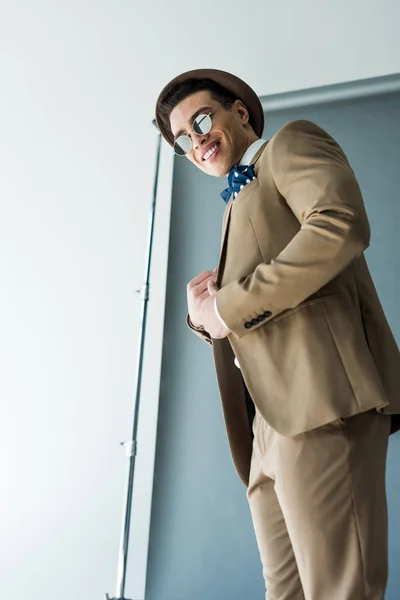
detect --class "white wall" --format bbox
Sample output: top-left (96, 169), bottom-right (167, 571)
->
top-left (0, 1), bottom-right (399, 599)
top-left (0, 3), bottom-right (151, 598)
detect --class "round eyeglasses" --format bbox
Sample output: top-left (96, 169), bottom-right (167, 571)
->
top-left (173, 113), bottom-right (213, 156)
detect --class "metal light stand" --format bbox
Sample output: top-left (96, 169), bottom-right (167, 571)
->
top-left (105, 120), bottom-right (162, 600)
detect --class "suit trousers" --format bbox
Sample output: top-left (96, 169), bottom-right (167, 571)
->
top-left (246, 408), bottom-right (391, 600)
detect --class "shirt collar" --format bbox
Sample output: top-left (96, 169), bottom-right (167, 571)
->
top-left (239, 138), bottom-right (266, 166)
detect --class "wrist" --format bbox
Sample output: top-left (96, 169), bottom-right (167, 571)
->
top-left (189, 316), bottom-right (204, 331)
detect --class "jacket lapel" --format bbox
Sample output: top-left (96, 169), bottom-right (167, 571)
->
top-left (217, 141), bottom-right (268, 283)
top-left (220, 196), bottom-right (233, 246)
top-left (217, 198), bottom-right (233, 285)
top-left (252, 141), bottom-right (268, 174)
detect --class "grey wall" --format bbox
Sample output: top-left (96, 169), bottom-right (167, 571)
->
top-left (146, 91), bottom-right (400, 600)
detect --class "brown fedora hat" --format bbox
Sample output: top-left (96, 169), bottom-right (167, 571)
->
top-left (155, 68), bottom-right (264, 146)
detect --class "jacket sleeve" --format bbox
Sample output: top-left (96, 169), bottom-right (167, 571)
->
top-left (186, 314), bottom-right (213, 345)
top-left (215, 120), bottom-right (370, 339)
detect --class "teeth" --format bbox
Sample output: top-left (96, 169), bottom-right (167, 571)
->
top-left (203, 144), bottom-right (218, 160)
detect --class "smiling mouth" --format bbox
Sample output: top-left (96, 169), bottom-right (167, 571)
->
top-left (202, 142), bottom-right (220, 161)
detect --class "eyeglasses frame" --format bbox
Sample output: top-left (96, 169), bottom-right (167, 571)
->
top-left (173, 113), bottom-right (213, 156)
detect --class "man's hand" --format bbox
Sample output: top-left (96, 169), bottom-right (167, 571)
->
top-left (186, 268), bottom-right (230, 339)
top-left (200, 292), bottom-right (231, 339)
top-left (187, 270), bottom-right (216, 328)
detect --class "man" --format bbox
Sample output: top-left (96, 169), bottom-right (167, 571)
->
top-left (155, 69), bottom-right (400, 600)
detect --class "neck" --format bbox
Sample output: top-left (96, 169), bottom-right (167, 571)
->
top-left (247, 131), bottom-right (260, 147)
top-left (236, 132), bottom-right (260, 165)
top-left (226, 130), bottom-right (261, 175)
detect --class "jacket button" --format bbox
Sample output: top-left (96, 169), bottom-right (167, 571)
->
top-left (244, 322), bottom-right (252, 329)
top-left (251, 318), bottom-right (258, 326)
top-left (257, 315), bottom-right (264, 322)
top-left (263, 311), bottom-right (272, 318)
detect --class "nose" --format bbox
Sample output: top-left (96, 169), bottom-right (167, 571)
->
top-left (192, 129), bottom-right (209, 150)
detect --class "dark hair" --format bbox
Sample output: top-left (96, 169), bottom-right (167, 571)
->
top-left (158, 78), bottom-right (238, 138)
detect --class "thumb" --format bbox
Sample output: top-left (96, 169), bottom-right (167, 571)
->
top-left (208, 280), bottom-right (218, 296)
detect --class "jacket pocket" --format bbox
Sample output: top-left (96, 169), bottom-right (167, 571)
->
top-left (321, 294), bottom-right (387, 410)
top-left (269, 293), bottom-right (342, 325)
top-left (230, 293), bottom-right (388, 436)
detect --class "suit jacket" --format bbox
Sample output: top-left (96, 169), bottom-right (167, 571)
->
top-left (189, 120), bottom-right (400, 485)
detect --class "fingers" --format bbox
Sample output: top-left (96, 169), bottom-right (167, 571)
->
top-left (190, 270), bottom-right (214, 285)
top-left (207, 280), bottom-right (219, 296)
top-left (195, 281), bottom-right (218, 305)
top-left (187, 271), bottom-right (218, 298)
top-left (187, 270), bottom-right (214, 290)
top-left (198, 288), bottom-right (212, 301)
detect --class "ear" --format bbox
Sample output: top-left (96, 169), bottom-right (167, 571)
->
top-left (234, 99), bottom-right (250, 125)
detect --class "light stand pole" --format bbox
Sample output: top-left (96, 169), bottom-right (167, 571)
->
top-left (105, 120), bottom-right (162, 600)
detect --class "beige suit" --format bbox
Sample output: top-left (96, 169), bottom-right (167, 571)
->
top-left (189, 120), bottom-right (400, 599)
top-left (190, 119), bottom-right (400, 483)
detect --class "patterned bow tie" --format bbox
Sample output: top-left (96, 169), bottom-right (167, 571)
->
top-left (220, 164), bottom-right (256, 204)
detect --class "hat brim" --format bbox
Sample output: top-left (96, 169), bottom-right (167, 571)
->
top-left (155, 68), bottom-right (264, 146)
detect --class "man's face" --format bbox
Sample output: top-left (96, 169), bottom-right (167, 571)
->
top-left (169, 90), bottom-right (255, 177)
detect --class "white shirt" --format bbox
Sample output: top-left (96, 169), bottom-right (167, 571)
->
top-left (214, 138), bottom-right (267, 368)
top-left (238, 138), bottom-right (266, 166)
